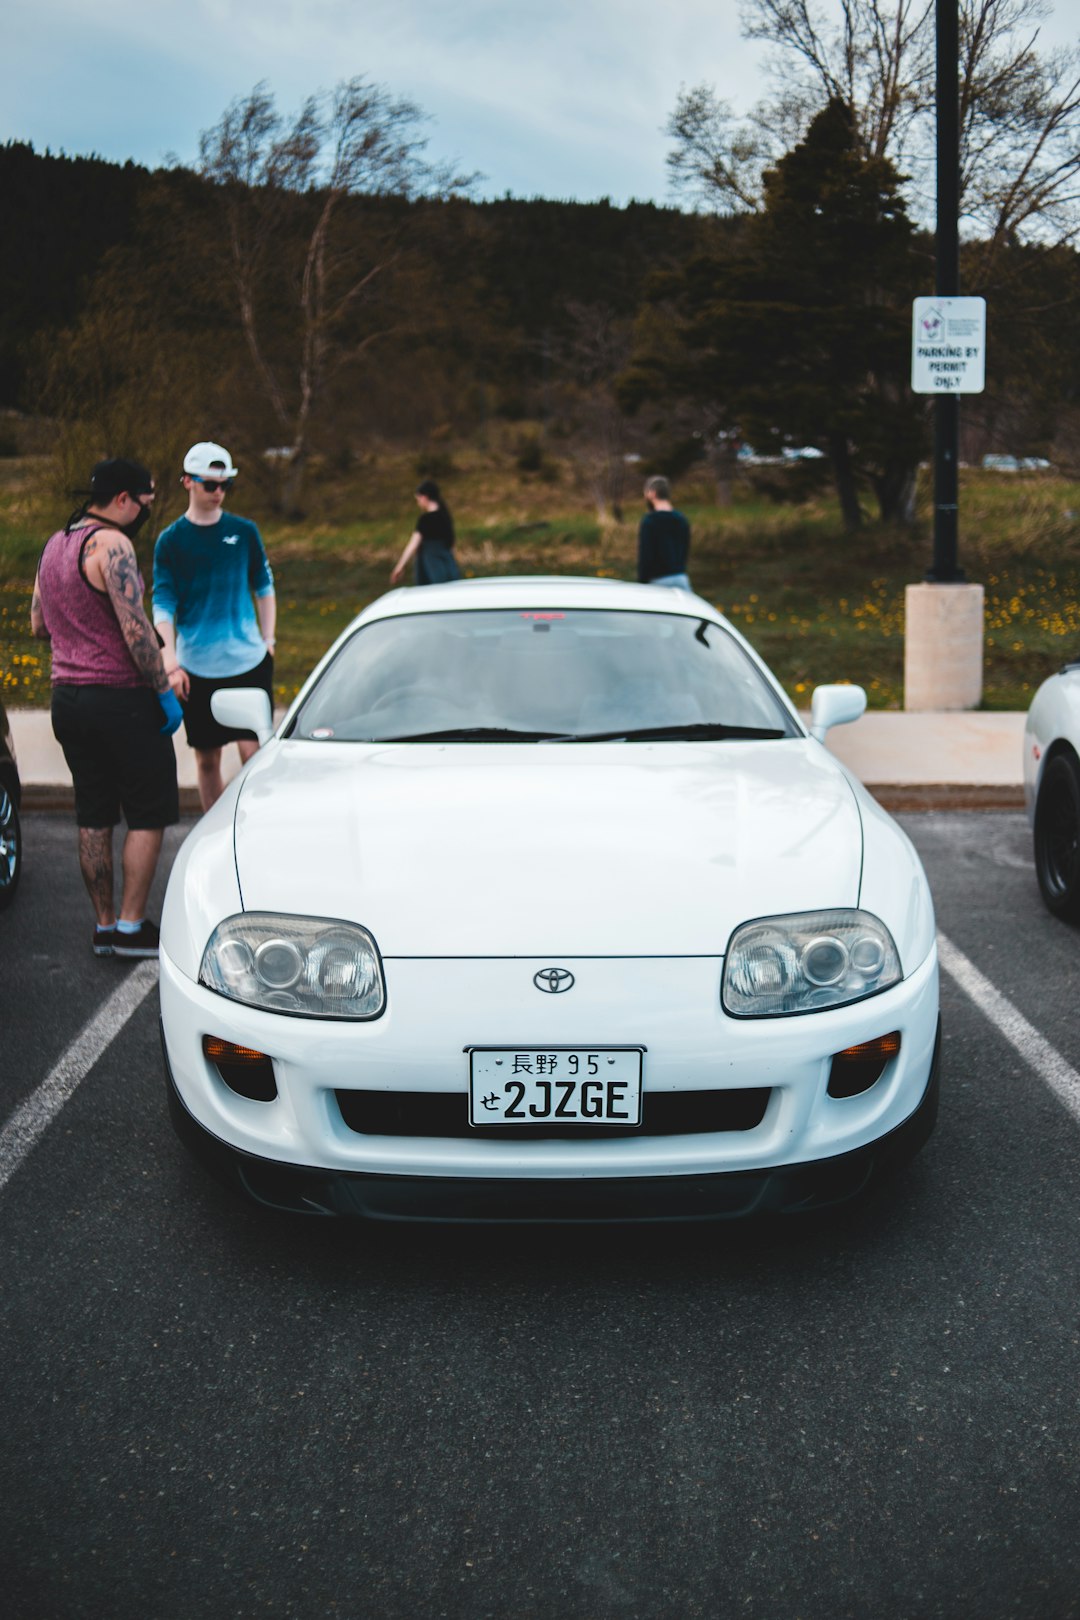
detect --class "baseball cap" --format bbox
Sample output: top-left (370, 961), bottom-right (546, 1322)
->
top-left (86, 458), bottom-right (155, 501)
top-left (183, 441), bottom-right (238, 480)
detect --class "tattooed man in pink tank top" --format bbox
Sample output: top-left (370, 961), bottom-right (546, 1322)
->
top-left (31, 458), bottom-right (182, 958)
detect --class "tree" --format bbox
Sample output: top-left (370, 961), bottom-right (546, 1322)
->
top-left (618, 289), bottom-right (746, 506)
top-left (634, 99), bottom-right (925, 529)
top-left (197, 79), bottom-right (472, 510)
top-left (668, 1), bottom-right (1080, 251)
top-left (960, 236), bottom-right (1080, 468)
top-left (549, 302), bottom-right (637, 522)
top-left (35, 166), bottom-right (230, 511)
top-left (0, 142), bottom-right (147, 409)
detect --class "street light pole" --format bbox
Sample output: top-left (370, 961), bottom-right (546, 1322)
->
top-left (930, 0), bottom-right (962, 582)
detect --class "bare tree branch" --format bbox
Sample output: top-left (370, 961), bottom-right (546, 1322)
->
top-left (665, 85), bottom-right (769, 213)
top-left (197, 78), bottom-right (475, 506)
top-left (670, 0), bottom-right (1080, 250)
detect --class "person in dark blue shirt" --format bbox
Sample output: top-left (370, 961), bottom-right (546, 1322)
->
top-left (637, 475), bottom-right (692, 591)
top-left (153, 442), bottom-right (276, 811)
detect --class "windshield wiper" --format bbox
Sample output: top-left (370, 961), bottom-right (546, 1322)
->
top-left (373, 726), bottom-right (564, 743)
top-left (546, 722), bottom-right (790, 743)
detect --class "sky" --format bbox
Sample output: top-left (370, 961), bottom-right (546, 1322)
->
top-left (1, 0), bottom-right (765, 204)
top-left (3, 1), bottom-right (1077, 206)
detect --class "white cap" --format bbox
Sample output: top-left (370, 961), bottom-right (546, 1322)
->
top-left (183, 441), bottom-right (238, 479)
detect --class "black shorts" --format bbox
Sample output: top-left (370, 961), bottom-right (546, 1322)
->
top-left (182, 653), bottom-right (274, 751)
top-left (51, 684), bottom-right (180, 830)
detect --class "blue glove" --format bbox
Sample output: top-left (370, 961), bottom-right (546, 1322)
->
top-left (158, 688), bottom-right (184, 735)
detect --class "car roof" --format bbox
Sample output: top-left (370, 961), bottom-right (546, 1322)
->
top-left (354, 576), bottom-right (721, 627)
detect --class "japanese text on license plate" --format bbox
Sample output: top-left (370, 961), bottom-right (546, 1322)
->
top-left (468, 1048), bottom-right (643, 1126)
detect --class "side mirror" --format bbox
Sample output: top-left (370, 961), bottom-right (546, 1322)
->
top-left (809, 683), bottom-right (866, 742)
top-left (210, 687), bottom-right (275, 746)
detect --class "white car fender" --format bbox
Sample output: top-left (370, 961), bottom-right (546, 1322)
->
top-left (848, 776), bottom-right (937, 976)
top-left (1024, 667), bottom-right (1080, 821)
top-left (161, 780), bottom-right (245, 980)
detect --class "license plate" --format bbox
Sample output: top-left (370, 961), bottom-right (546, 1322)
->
top-left (468, 1048), bottom-right (643, 1126)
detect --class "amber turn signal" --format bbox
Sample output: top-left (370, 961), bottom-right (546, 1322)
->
top-left (202, 1035), bottom-right (277, 1101)
top-left (827, 1031), bottom-right (900, 1098)
top-left (203, 1036), bottom-right (269, 1064)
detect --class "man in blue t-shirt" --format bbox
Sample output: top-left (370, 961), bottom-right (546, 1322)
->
top-left (153, 441), bottom-right (277, 811)
top-left (637, 475), bottom-right (692, 591)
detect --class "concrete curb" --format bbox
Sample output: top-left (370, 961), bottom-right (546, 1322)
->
top-left (859, 784), bottom-right (1025, 812)
top-left (16, 777), bottom-right (1029, 816)
top-left (8, 706), bottom-right (1029, 814)
top-left (20, 784), bottom-right (210, 815)
top-left (18, 782), bottom-right (1028, 816)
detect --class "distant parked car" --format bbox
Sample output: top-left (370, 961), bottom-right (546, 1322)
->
top-left (1024, 661), bottom-right (1080, 919)
top-left (737, 444), bottom-right (826, 466)
top-left (0, 692), bottom-right (22, 910)
top-left (160, 575), bottom-right (940, 1222)
top-left (982, 454), bottom-right (1053, 473)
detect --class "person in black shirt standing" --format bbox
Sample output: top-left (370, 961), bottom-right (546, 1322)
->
top-left (390, 479), bottom-right (462, 586)
top-left (637, 475), bottom-right (692, 591)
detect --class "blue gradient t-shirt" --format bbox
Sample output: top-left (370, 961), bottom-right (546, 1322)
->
top-left (152, 513), bottom-right (274, 678)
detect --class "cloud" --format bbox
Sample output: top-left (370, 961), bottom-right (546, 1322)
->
top-left (1, 0), bottom-right (765, 200)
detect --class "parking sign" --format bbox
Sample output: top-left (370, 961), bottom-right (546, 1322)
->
top-left (911, 297), bottom-right (986, 393)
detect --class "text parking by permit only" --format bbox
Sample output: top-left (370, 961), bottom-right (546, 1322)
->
top-left (911, 296), bottom-right (986, 394)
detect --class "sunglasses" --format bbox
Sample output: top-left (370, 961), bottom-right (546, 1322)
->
top-left (190, 475), bottom-right (232, 493)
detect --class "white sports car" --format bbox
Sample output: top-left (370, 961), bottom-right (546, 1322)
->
top-left (1024, 660), bottom-right (1080, 919)
top-left (160, 576), bottom-right (940, 1221)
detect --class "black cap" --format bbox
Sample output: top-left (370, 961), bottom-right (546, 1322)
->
top-left (88, 458), bottom-right (154, 501)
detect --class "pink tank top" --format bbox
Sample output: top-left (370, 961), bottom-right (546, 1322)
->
top-left (37, 525), bottom-right (146, 687)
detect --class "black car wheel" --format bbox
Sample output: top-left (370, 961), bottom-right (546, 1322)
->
top-left (1034, 750), bottom-right (1080, 921)
top-left (0, 781), bottom-right (20, 910)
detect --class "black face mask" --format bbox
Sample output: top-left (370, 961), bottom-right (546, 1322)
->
top-left (122, 500), bottom-right (152, 538)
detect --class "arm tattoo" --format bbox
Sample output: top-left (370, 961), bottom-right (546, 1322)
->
top-left (30, 580), bottom-right (50, 639)
top-left (98, 536), bottom-right (169, 693)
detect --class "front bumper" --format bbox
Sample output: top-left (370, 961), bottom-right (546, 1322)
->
top-left (160, 943), bottom-right (939, 1177)
top-left (163, 1019), bottom-right (940, 1222)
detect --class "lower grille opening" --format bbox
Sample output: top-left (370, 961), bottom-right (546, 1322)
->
top-left (335, 1088), bottom-right (770, 1139)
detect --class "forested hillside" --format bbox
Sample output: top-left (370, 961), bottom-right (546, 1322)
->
top-left (1, 142), bottom-right (719, 436)
top-left (2, 129), bottom-right (1077, 527)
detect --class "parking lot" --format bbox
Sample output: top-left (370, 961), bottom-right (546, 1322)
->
top-left (2, 809), bottom-right (1079, 1620)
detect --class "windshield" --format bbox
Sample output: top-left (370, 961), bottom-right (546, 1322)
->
top-left (290, 608), bottom-right (799, 743)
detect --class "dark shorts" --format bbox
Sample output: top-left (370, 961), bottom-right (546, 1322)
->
top-left (416, 544), bottom-right (461, 586)
top-left (51, 684), bottom-right (180, 830)
top-left (183, 653), bottom-right (274, 751)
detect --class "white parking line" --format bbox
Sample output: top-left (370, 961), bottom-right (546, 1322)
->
top-left (0, 961), bottom-right (158, 1195)
top-left (938, 931), bottom-right (1080, 1126)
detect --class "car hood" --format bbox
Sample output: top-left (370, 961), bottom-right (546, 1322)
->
top-left (232, 739), bottom-right (863, 956)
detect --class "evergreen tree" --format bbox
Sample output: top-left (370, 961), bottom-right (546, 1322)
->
top-left (630, 99), bottom-right (925, 528)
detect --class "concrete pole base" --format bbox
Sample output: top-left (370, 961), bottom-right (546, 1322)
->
top-left (904, 582), bottom-right (984, 711)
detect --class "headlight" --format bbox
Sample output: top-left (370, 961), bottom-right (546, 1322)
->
top-left (199, 913), bottom-right (385, 1020)
top-left (721, 909), bottom-right (901, 1018)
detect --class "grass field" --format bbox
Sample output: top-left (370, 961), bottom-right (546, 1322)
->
top-left (2, 447), bottom-right (1079, 712)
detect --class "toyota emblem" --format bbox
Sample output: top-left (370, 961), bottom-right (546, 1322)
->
top-left (534, 967), bottom-right (575, 993)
